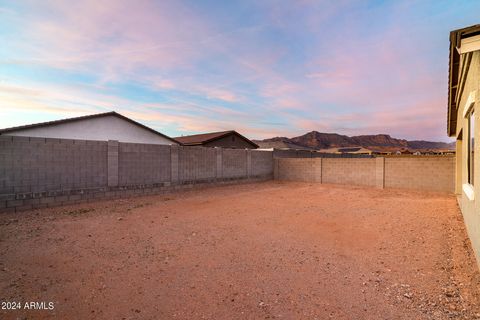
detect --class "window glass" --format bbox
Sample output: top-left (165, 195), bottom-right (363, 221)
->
top-left (468, 110), bottom-right (475, 185)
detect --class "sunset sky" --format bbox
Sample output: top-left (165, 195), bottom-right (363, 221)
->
top-left (1, 1), bottom-right (479, 141)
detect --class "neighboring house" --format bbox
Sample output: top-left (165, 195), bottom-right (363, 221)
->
top-left (447, 24), bottom-right (480, 267)
top-left (254, 140), bottom-right (314, 150)
top-left (422, 149), bottom-right (456, 155)
top-left (440, 150), bottom-right (456, 155)
top-left (174, 130), bottom-right (258, 149)
top-left (318, 147), bottom-right (373, 155)
top-left (394, 149), bottom-right (412, 155)
top-left (337, 147), bottom-right (372, 155)
top-left (370, 149), bottom-right (392, 156)
top-left (0, 111), bottom-right (178, 145)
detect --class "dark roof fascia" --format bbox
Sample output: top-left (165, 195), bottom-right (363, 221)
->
top-left (448, 24), bottom-right (480, 137)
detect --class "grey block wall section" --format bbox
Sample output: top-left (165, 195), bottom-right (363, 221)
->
top-left (0, 136), bottom-right (273, 213)
top-left (0, 135), bottom-right (108, 194)
top-left (222, 149), bottom-right (247, 178)
top-left (178, 146), bottom-right (216, 182)
top-left (108, 140), bottom-right (119, 187)
top-left (246, 149), bottom-right (252, 178)
top-left (251, 150), bottom-right (274, 177)
top-left (118, 142), bottom-right (171, 186)
top-left (216, 148), bottom-right (223, 179)
top-left (3, 135), bottom-right (453, 213)
top-left (171, 145), bottom-right (179, 184)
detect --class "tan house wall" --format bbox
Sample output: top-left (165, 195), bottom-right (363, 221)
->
top-left (455, 50), bottom-right (480, 268)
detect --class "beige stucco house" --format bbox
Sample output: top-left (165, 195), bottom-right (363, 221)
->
top-left (448, 24), bottom-right (480, 267)
top-left (0, 111), bottom-right (179, 145)
top-left (174, 130), bottom-right (259, 149)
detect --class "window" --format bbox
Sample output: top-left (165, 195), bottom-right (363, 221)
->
top-left (467, 108), bottom-right (475, 185)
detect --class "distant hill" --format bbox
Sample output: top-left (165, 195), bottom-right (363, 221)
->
top-left (254, 131), bottom-right (455, 151)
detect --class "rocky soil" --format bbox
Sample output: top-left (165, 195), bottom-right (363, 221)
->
top-left (0, 181), bottom-right (479, 319)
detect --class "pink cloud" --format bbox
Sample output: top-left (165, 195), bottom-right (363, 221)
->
top-left (5, 0), bottom-right (216, 79)
top-left (0, 0), bottom-right (456, 142)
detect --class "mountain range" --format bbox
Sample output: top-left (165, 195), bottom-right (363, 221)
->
top-left (253, 131), bottom-right (455, 152)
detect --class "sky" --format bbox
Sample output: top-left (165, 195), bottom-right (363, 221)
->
top-left (0, 1), bottom-right (479, 142)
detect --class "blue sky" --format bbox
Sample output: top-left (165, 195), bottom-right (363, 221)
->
top-left (1, 0), bottom-right (479, 141)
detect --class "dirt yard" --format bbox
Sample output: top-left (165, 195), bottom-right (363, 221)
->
top-left (1, 181), bottom-right (479, 320)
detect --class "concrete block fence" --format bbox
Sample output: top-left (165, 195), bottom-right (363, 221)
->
top-left (274, 156), bottom-right (455, 193)
top-left (0, 135), bottom-right (455, 213)
top-left (0, 136), bottom-right (273, 213)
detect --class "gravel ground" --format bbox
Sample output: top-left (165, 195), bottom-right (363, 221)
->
top-left (0, 181), bottom-right (479, 320)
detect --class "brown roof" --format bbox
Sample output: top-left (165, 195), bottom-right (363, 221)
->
top-left (174, 130), bottom-right (259, 148)
top-left (448, 24), bottom-right (480, 137)
top-left (0, 111), bottom-right (178, 144)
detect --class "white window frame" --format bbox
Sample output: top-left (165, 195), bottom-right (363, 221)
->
top-left (463, 91), bottom-right (475, 201)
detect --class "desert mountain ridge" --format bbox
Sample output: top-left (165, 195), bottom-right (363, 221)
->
top-left (253, 131), bottom-right (455, 151)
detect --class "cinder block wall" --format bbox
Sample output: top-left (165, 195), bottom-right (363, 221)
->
top-left (178, 146), bottom-right (217, 182)
top-left (322, 158), bottom-right (377, 187)
top-left (0, 136), bottom-right (273, 213)
top-left (384, 157), bottom-right (455, 192)
top-left (222, 149), bottom-right (248, 178)
top-left (275, 156), bottom-right (455, 192)
top-left (118, 143), bottom-right (171, 186)
top-left (274, 158), bottom-right (322, 182)
top-left (251, 150), bottom-right (275, 177)
top-left (3, 137), bottom-right (108, 193)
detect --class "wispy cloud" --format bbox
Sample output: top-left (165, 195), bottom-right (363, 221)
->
top-left (1, 0), bottom-right (479, 141)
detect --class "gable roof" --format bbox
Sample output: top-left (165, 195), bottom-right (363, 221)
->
top-left (0, 111), bottom-right (179, 144)
top-left (174, 130), bottom-right (259, 148)
top-left (448, 24), bottom-right (480, 137)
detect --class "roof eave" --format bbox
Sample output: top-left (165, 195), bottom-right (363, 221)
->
top-left (447, 24), bottom-right (480, 137)
top-left (0, 111), bottom-right (179, 144)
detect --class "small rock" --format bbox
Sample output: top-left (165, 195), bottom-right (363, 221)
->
top-left (117, 217), bottom-right (123, 221)
top-left (404, 293), bottom-right (413, 299)
top-left (445, 291), bottom-right (455, 297)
